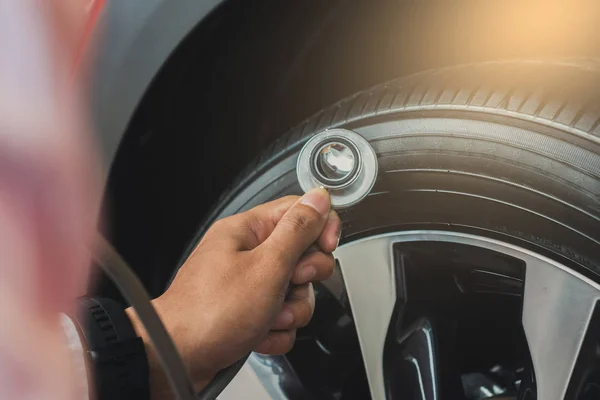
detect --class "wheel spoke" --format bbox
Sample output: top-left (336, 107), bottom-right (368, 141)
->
top-left (334, 237), bottom-right (398, 400)
top-left (521, 257), bottom-right (600, 400)
top-left (223, 232), bottom-right (600, 400)
top-left (219, 354), bottom-right (308, 399)
top-left (386, 318), bottom-right (440, 400)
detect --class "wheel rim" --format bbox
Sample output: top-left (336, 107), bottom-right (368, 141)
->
top-left (335, 230), bottom-right (600, 400)
top-left (221, 230), bottom-right (600, 400)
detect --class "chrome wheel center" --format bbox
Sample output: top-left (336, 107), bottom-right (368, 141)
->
top-left (296, 129), bottom-right (378, 209)
top-left (315, 141), bottom-right (356, 183)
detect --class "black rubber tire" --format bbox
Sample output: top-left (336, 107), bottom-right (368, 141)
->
top-left (188, 60), bottom-right (600, 280)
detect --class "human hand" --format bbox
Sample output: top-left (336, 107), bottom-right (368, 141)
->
top-left (126, 188), bottom-right (341, 397)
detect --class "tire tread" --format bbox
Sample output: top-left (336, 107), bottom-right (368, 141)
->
top-left (206, 61), bottom-right (600, 227)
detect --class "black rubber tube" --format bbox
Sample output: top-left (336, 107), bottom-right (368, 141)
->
top-left (94, 234), bottom-right (197, 400)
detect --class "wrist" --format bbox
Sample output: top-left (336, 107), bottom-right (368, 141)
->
top-left (124, 301), bottom-right (216, 399)
top-left (125, 305), bottom-right (175, 400)
top-left (70, 297), bottom-right (150, 400)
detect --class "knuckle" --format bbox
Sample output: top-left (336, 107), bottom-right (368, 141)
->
top-left (283, 209), bottom-right (318, 235)
top-left (240, 213), bottom-right (264, 247)
top-left (209, 217), bottom-right (228, 231)
top-left (248, 249), bottom-right (288, 292)
top-left (210, 215), bottom-right (241, 234)
top-left (254, 246), bottom-right (282, 270)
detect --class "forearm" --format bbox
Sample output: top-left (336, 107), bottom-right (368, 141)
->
top-left (124, 306), bottom-right (173, 400)
top-left (124, 304), bottom-right (215, 400)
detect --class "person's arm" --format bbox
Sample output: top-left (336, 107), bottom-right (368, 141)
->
top-left (61, 189), bottom-right (339, 400)
top-left (126, 189), bottom-right (341, 399)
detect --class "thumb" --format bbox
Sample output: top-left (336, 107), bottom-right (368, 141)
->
top-left (263, 188), bottom-right (331, 265)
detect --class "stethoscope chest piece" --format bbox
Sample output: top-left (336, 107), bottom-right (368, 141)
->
top-left (296, 129), bottom-right (378, 209)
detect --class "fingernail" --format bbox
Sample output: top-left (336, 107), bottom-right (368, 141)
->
top-left (275, 310), bottom-right (294, 327)
top-left (297, 265), bottom-right (316, 282)
top-left (323, 209), bottom-right (342, 250)
top-left (300, 188), bottom-right (330, 216)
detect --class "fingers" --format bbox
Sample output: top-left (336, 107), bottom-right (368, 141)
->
top-left (256, 284), bottom-right (315, 354)
top-left (317, 209), bottom-right (342, 253)
top-left (272, 283), bottom-right (315, 330)
top-left (208, 193), bottom-right (341, 255)
top-left (254, 330), bottom-right (297, 355)
top-left (209, 196), bottom-right (299, 250)
top-left (291, 251), bottom-right (335, 284)
top-left (235, 196), bottom-right (300, 247)
top-left (262, 188), bottom-right (331, 266)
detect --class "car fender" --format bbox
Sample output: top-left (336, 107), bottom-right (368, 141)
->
top-left (90, 0), bottom-right (222, 177)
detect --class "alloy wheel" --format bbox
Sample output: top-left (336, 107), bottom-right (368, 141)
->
top-left (221, 231), bottom-right (600, 400)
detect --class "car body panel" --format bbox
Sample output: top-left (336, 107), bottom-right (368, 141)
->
top-left (90, 0), bottom-right (222, 177)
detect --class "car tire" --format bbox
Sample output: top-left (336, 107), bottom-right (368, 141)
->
top-left (176, 60), bottom-right (600, 399)
top-left (185, 60), bottom-right (600, 280)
